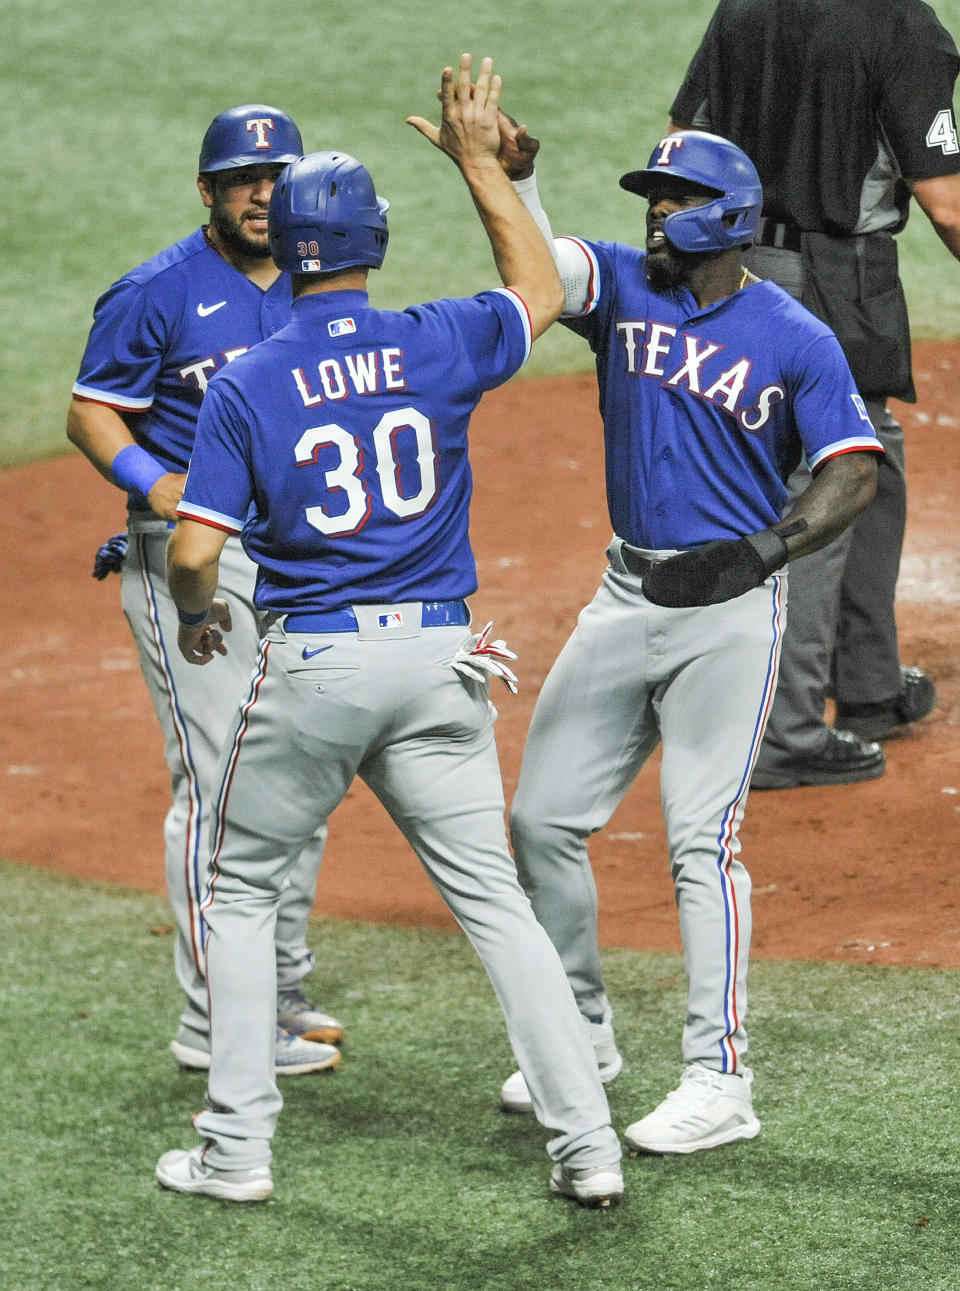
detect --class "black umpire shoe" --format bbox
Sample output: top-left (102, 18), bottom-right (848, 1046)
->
top-left (750, 728), bottom-right (885, 790)
top-left (834, 667), bottom-right (938, 743)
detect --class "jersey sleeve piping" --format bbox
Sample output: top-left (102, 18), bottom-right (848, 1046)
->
top-left (491, 287), bottom-right (532, 361)
top-left (174, 502), bottom-right (244, 534)
top-left (808, 438), bottom-right (886, 471)
top-left (71, 383), bottom-right (153, 411)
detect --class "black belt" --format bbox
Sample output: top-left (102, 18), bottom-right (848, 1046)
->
top-left (283, 600), bottom-right (469, 633)
top-left (754, 217), bottom-right (803, 253)
top-left (620, 547), bottom-right (658, 578)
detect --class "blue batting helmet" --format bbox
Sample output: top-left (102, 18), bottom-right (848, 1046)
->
top-left (199, 104), bottom-right (303, 174)
top-left (268, 151), bottom-right (389, 274)
top-left (619, 130), bottom-right (762, 252)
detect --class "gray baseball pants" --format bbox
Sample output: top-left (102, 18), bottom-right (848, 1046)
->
top-left (193, 607), bottom-right (620, 1173)
top-left (509, 541), bottom-right (786, 1073)
top-left (121, 522), bottom-right (325, 1046)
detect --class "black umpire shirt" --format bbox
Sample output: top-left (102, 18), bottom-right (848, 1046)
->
top-left (670, 0), bottom-right (960, 236)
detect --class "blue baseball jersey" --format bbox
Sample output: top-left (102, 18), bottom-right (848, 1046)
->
top-left (72, 228), bottom-right (292, 484)
top-left (176, 287), bottom-right (532, 611)
top-left (560, 237), bottom-right (883, 548)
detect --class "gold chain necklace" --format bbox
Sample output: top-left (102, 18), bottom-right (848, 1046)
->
top-left (739, 267), bottom-right (750, 290)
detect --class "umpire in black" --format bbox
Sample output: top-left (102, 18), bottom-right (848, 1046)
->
top-left (670, 0), bottom-right (960, 789)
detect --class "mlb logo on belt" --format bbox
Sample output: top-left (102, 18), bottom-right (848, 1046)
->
top-left (378, 612), bottom-right (404, 629)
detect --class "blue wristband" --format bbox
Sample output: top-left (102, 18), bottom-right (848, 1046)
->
top-left (111, 444), bottom-right (167, 500)
top-left (176, 607), bottom-right (209, 626)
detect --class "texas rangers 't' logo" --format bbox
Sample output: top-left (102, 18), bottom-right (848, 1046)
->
top-left (654, 137), bottom-right (685, 167)
top-left (246, 118), bottom-right (276, 150)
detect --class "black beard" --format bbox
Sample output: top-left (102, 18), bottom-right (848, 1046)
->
top-left (209, 203), bottom-right (272, 260)
top-left (646, 243), bottom-right (727, 292)
top-left (646, 248), bottom-right (687, 292)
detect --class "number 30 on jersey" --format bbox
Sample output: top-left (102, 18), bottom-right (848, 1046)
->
top-left (295, 407), bottom-right (438, 535)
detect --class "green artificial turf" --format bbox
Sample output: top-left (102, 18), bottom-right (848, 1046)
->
top-left (1, 858), bottom-right (958, 1290)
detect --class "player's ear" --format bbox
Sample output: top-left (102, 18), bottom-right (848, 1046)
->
top-left (197, 174), bottom-right (214, 209)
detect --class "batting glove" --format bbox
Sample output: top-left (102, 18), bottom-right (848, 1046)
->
top-left (452, 621), bottom-right (519, 693)
top-left (92, 532), bottom-right (128, 580)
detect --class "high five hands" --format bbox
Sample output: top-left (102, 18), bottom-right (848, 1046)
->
top-left (408, 53), bottom-right (542, 182)
top-left (407, 53), bottom-right (504, 168)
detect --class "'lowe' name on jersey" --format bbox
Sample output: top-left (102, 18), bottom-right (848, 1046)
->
top-left (562, 237), bottom-right (882, 549)
top-left (292, 344), bottom-right (407, 405)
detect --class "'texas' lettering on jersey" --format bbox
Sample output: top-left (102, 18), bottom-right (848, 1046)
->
top-left (615, 318), bottom-right (784, 432)
top-left (179, 348), bottom-right (250, 394)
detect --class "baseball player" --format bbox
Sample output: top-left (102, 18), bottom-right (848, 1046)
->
top-left (670, 0), bottom-right (960, 788)
top-left (494, 124), bottom-right (883, 1153)
top-left (154, 56), bottom-right (623, 1209)
top-left (67, 105), bottom-right (342, 1075)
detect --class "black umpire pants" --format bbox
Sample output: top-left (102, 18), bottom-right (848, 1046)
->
top-left (743, 242), bottom-right (907, 767)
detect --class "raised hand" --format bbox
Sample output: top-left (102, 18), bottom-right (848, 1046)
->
top-left (407, 53), bottom-right (503, 169)
top-left (497, 111), bottom-right (540, 181)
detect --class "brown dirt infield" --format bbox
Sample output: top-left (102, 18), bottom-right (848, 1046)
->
top-left (3, 341), bottom-right (958, 969)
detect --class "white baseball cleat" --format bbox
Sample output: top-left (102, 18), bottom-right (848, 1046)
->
top-left (549, 1160), bottom-right (624, 1209)
top-left (624, 1062), bottom-right (760, 1155)
top-left (156, 1145), bottom-right (274, 1202)
top-left (499, 1011), bottom-right (623, 1113)
top-left (170, 1025), bottom-right (341, 1076)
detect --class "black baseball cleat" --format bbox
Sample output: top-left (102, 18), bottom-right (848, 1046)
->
top-left (834, 667), bottom-right (937, 742)
top-left (750, 728), bottom-right (885, 789)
